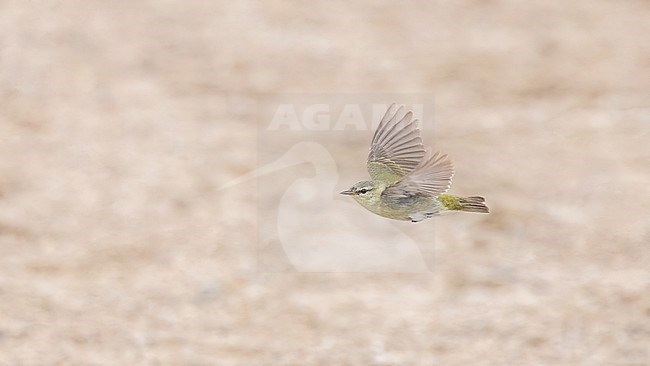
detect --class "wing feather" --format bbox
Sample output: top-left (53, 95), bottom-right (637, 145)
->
top-left (382, 151), bottom-right (454, 199)
top-left (367, 104), bottom-right (426, 184)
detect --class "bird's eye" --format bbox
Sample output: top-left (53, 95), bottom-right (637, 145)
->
top-left (358, 188), bottom-right (369, 194)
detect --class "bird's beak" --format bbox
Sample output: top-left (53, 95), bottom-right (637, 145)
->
top-left (340, 189), bottom-right (354, 195)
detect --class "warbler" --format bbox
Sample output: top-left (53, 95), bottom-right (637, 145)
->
top-left (341, 104), bottom-right (489, 222)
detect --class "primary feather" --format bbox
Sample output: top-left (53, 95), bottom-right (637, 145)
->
top-left (383, 151), bottom-right (454, 200)
top-left (367, 104), bottom-right (426, 185)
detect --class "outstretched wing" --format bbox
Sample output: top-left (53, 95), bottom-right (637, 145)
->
top-left (367, 104), bottom-right (426, 184)
top-left (382, 151), bottom-right (454, 199)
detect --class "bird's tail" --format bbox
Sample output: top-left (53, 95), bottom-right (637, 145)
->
top-left (438, 194), bottom-right (489, 213)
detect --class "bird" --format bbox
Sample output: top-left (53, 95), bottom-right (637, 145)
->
top-left (341, 103), bottom-right (489, 223)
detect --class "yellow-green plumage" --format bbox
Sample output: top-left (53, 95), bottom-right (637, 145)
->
top-left (341, 104), bottom-right (489, 223)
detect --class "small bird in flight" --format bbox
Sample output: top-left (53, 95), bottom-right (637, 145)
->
top-left (341, 104), bottom-right (489, 222)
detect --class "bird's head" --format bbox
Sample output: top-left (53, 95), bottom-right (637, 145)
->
top-left (340, 180), bottom-right (385, 207)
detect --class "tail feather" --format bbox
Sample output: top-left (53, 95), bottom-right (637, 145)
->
top-left (438, 194), bottom-right (489, 213)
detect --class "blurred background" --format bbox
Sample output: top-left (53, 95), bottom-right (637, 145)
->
top-left (1, 0), bottom-right (648, 364)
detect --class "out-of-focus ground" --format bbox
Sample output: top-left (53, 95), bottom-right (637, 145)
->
top-left (1, 1), bottom-right (649, 364)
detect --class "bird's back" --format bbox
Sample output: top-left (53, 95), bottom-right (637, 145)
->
top-left (376, 188), bottom-right (443, 221)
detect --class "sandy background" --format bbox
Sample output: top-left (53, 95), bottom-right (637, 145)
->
top-left (1, 0), bottom-right (649, 364)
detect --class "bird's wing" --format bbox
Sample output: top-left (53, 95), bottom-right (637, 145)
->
top-left (382, 151), bottom-right (454, 199)
top-left (367, 104), bottom-right (426, 185)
